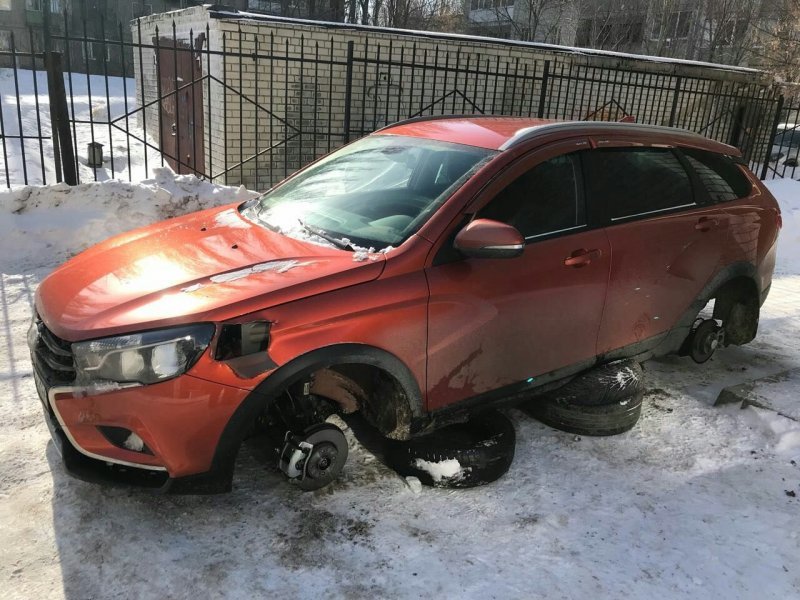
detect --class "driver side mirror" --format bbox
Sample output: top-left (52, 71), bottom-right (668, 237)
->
top-left (454, 218), bottom-right (525, 259)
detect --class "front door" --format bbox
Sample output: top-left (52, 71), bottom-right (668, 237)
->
top-left (425, 140), bottom-right (611, 411)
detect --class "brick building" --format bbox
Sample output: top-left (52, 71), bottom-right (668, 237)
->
top-left (133, 5), bottom-right (774, 191)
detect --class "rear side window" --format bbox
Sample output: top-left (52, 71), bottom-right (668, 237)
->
top-left (479, 153), bottom-right (585, 239)
top-left (681, 148), bottom-right (753, 203)
top-left (582, 148), bottom-right (693, 220)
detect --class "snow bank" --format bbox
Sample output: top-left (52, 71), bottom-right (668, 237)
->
top-left (764, 178), bottom-right (800, 275)
top-left (0, 166), bottom-right (256, 272)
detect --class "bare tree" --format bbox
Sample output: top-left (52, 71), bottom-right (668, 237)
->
top-left (376, 0), bottom-right (465, 30)
top-left (642, 0), bottom-right (696, 58)
top-left (472, 0), bottom-right (568, 43)
top-left (751, 0), bottom-right (800, 80)
top-left (574, 0), bottom-right (648, 52)
top-left (695, 0), bottom-right (763, 64)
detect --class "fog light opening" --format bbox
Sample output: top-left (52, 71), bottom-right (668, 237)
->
top-left (97, 426), bottom-right (153, 455)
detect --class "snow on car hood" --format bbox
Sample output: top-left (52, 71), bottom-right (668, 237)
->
top-left (36, 203), bottom-right (386, 341)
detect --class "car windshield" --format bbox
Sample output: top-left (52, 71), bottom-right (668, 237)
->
top-left (242, 135), bottom-right (495, 250)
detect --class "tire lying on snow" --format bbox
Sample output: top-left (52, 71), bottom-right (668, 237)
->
top-left (385, 411), bottom-right (515, 488)
top-left (524, 359), bottom-right (644, 437)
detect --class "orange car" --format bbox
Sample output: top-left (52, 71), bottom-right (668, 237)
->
top-left (29, 117), bottom-right (781, 492)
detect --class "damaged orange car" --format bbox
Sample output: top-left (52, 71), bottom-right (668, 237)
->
top-left (29, 117), bottom-right (781, 492)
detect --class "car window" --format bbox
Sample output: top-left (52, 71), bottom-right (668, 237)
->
top-left (682, 149), bottom-right (752, 203)
top-left (774, 128), bottom-right (800, 148)
top-left (582, 148), bottom-right (693, 220)
top-left (478, 153), bottom-right (585, 239)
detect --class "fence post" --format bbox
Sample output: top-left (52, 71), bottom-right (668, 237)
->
top-left (41, 0), bottom-right (63, 183)
top-left (760, 94), bottom-right (784, 181)
top-left (537, 60), bottom-right (550, 119)
top-left (45, 52), bottom-right (78, 185)
top-left (668, 76), bottom-right (682, 127)
top-left (343, 41), bottom-right (354, 143)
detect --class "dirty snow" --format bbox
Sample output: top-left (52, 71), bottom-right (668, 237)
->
top-left (1, 175), bottom-right (800, 598)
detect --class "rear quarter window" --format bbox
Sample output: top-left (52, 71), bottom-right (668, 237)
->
top-left (582, 148), bottom-right (694, 221)
top-left (681, 148), bottom-right (753, 203)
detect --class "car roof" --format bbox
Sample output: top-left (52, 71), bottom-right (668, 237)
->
top-left (376, 115), bottom-right (741, 157)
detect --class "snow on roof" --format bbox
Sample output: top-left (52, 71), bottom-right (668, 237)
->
top-left (208, 8), bottom-right (764, 77)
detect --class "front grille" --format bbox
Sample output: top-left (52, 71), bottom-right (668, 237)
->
top-left (29, 314), bottom-right (76, 386)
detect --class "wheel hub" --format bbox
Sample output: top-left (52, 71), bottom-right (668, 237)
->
top-left (278, 423), bottom-right (349, 491)
top-left (690, 319), bottom-right (724, 364)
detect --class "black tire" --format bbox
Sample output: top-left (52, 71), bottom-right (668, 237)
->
top-left (543, 359), bottom-right (644, 406)
top-left (525, 388), bottom-right (643, 436)
top-left (385, 411), bottom-right (515, 489)
top-left (523, 360), bottom-right (645, 436)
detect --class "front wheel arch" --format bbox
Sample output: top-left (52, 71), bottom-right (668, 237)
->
top-left (207, 343), bottom-right (425, 486)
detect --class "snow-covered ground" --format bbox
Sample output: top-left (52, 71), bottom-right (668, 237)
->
top-left (0, 68), bottom-right (162, 187)
top-left (0, 174), bottom-right (799, 599)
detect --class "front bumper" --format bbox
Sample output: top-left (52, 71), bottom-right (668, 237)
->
top-left (32, 363), bottom-right (251, 493)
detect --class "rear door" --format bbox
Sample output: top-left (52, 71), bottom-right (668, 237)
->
top-left (586, 145), bottom-right (730, 355)
top-left (425, 140), bottom-right (611, 411)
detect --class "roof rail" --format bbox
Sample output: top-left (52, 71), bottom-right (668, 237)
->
top-left (500, 121), bottom-right (714, 151)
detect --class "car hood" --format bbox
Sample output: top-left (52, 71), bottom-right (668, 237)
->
top-left (36, 204), bottom-right (385, 341)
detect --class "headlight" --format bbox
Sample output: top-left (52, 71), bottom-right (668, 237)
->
top-left (73, 324), bottom-right (215, 385)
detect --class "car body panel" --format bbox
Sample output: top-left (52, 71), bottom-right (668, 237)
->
top-left (36, 204), bottom-right (385, 341)
top-left (380, 117), bottom-right (557, 150)
top-left (49, 374), bottom-right (249, 477)
top-left (596, 205), bottom-right (730, 354)
top-left (426, 228), bottom-right (611, 410)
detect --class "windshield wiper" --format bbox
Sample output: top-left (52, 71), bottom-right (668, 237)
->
top-left (297, 219), bottom-right (354, 251)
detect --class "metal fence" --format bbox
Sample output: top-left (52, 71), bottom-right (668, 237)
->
top-left (0, 13), bottom-right (795, 190)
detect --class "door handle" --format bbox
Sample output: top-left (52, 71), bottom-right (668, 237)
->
top-left (695, 217), bottom-right (719, 232)
top-left (564, 248), bottom-right (601, 268)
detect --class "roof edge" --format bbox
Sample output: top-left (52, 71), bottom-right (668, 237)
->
top-left (206, 8), bottom-right (767, 79)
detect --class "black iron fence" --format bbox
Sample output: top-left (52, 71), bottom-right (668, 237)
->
top-left (0, 13), bottom-right (796, 190)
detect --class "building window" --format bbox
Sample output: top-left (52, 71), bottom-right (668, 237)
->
top-left (82, 42), bottom-right (112, 62)
top-left (0, 0), bottom-right (11, 11)
top-left (25, 0), bottom-right (60, 10)
top-left (248, 0), bottom-right (281, 12)
top-left (720, 18), bottom-right (749, 46)
top-left (0, 30), bottom-right (11, 50)
top-left (470, 0), bottom-right (513, 10)
top-left (651, 10), bottom-right (692, 40)
top-left (578, 18), bottom-right (643, 48)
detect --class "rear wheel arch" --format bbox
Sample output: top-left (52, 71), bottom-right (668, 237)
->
top-left (687, 262), bottom-right (760, 347)
top-left (710, 274), bottom-right (760, 346)
top-left (209, 343), bottom-right (424, 481)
